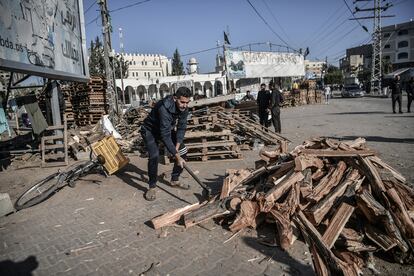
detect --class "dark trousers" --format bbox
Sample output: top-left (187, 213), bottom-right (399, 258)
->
top-left (258, 108), bottom-right (269, 127)
top-left (141, 128), bottom-right (186, 188)
top-left (392, 93), bottom-right (402, 112)
top-left (271, 108), bottom-right (281, 133)
top-left (408, 94), bottom-right (413, 112)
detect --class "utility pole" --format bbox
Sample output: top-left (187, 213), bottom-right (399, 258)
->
top-left (118, 27), bottom-right (125, 105)
top-left (353, 0), bottom-right (394, 95)
top-left (98, 0), bottom-right (116, 117)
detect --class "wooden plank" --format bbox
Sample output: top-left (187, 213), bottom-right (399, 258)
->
top-left (365, 224), bottom-right (397, 251)
top-left (151, 202), bottom-right (205, 229)
top-left (263, 171), bottom-right (304, 212)
top-left (369, 155), bottom-right (406, 183)
top-left (305, 169), bottom-right (360, 225)
top-left (322, 202), bottom-right (355, 248)
top-left (300, 149), bottom-right (376, 157)
top-left (294, 211), bottom-right (357, 276)
top-left (386, 188), bottom-right (414, 240)
top-left (307, 161), bottom-right (347, 203)
top-left (356, 189), bottom-right (409, 252)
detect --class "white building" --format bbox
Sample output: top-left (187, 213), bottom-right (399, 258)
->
top-left (304, 60), bottom-right (326, 79)
top-left (120, 53), bottom-right (172, 79)
top-left (115, 57), bottom-right (227, 105)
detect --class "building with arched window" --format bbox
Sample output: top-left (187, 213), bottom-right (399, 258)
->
top-left (119, 53), bottom-right (172, 80)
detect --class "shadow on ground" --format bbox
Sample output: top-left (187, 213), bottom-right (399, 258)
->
top-left (333, 135), bottom-right (414, 144)
top-left (242, 236), bottom-right (314, 275)
top-left (116, 162), bottom-right (192, 204)
top-left (327, 111), bottom-right (388, 115)
top-left (0, 256), bottom-right (39, 276)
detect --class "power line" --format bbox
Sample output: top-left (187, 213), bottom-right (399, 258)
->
top-left (342, 0), bottom-right (368, 32)
top-left (261, 0), bottom-right (294, 48)
top-left (109, 0), bottom-right (151, 13)
top-left (84, 1), bottom-right (96, 14)
top-left (245, 0), bottom-right (292, 48)
top-left (301, 3), bottom-right (345, 46)
top-left (86, 0), bottom-right (152, 27)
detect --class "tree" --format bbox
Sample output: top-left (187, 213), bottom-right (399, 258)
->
top-left (88, 36), bottom-right (128, 78)
top-left (114, 56), bottom-right (129, 79)
top-left (171, 48), bottom-right (184, 76)
top-left (88, 37), bottom-right (105, 77)
top-left (324, 66), bottom-right (343, 85)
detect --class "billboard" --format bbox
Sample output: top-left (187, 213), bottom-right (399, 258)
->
top-left (0, 0), bottom-right (89, 82)
top-left (225, 50), bottom-right (304, 79)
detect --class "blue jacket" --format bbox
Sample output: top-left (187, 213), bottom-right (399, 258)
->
top-left (142, 96), bottom-right (188, 155)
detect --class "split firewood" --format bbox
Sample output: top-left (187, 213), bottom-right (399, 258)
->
top-left (308, 161), bottom-right (347, 203)
top-left (229, 200), bottom-right (259, 232)
top-left (294, 154), bottom-right (324, 171)
top-left (151, 136), bottom-right (414, 273)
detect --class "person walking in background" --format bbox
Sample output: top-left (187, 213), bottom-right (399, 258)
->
top-left (257, 83), bottom-right (271, 128)
top-left (324, 85), bottom-right (331, 104)
top-left (406, 77), bottom-right (414, 113)
top-left (269, 82), bottom-right (284, 133)
top-left (392, 75), bottom-right (403, 114)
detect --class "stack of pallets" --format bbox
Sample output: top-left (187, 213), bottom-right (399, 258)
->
top-left (184, 129), bottom-right (242, 162)
top-left (61, 86), bottom-right (75, 127)
top-left (71, 77), bottom-right (108, 126)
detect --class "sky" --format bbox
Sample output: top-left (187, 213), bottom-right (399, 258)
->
top-left (83, 0), bottom-right (414, 73)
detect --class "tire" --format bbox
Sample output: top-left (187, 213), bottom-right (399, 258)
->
top-left (15, 172), bottom-right (62, 210)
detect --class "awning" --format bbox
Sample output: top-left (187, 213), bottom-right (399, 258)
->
top-left (384, 67), bottom-right (412, 78)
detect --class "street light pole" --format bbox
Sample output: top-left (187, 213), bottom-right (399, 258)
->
top-left (119, 27), bottom-right (125, 106)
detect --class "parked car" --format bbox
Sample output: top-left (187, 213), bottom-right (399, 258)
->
top-left (341, 84), bottom-right (365, 97)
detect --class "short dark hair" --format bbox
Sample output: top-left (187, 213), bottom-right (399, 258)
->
top-left (261, 83), bottom-right (266, 87)
top-left (175, 87), bottom-right (192, 98)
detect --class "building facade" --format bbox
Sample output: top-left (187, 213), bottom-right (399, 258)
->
top-left (304, 60), bottom-right (326, 79)
top-left (340, 20), bottom-right (414, 76)
top-left (339, 44), bottom-right (372, 77)
top-left (120, 53), bottom-right (172, 79)
top-left (382, 20), bottom-right (414, 70)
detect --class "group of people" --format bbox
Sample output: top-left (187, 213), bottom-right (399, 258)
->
top-left (256, 82), bottom-right (284, 133)
top-left (391, 75), bottom-right (413, 114)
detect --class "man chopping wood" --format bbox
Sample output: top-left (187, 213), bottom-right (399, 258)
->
top-left (140, 87), bottom-right (192, 201)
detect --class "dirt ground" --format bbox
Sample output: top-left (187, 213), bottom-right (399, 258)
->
top-left (0, 95), bottom-right (413, 275)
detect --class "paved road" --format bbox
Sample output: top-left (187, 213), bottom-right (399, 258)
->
top-left (0, 96), bottom-right (413, 275)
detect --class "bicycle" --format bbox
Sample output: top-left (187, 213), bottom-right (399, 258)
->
top-left (15, 154), bottom-right (106, 211)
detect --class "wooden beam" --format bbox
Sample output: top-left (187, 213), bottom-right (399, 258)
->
top-left (308, 161), bottom-right (348, 203)
top-left (151, 202), bottom-right (205, 229)
top-left (300, 149), bottom-right (376, 157)
top-left (305, 169), bottom-right (360, 225)
top-left (322, 202), bottom-right (355, 248)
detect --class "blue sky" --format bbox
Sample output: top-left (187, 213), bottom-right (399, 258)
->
top-left (84, 0), bottom-right (414, 73)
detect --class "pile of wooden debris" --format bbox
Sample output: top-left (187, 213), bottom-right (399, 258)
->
top-left (151, 137), bottom-right (414, 275)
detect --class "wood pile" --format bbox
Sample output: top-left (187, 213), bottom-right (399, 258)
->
top-left (65, 77), bottom-right (108, 126)
top-left (281, 89), bottom-right (322, 107)
top-left (116, 107), bottom-right (148, 153)
top-left (151, 137), bottom-right (414, 275)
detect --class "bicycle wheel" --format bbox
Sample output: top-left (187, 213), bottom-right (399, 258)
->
top-left (15, 172), bottom-right (62, 210)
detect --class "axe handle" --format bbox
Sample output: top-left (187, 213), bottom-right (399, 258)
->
top-left (183, 163), bottom-right (210, 192)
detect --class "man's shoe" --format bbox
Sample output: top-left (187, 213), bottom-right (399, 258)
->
top-left (399, 111), bottom-right (403, 114)
top-left (145, 188), bottom-right (157, 201)
top-left (393, 111), bottom-right (396, 114)
top-left (170, 180), bottom-right (190, 190)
